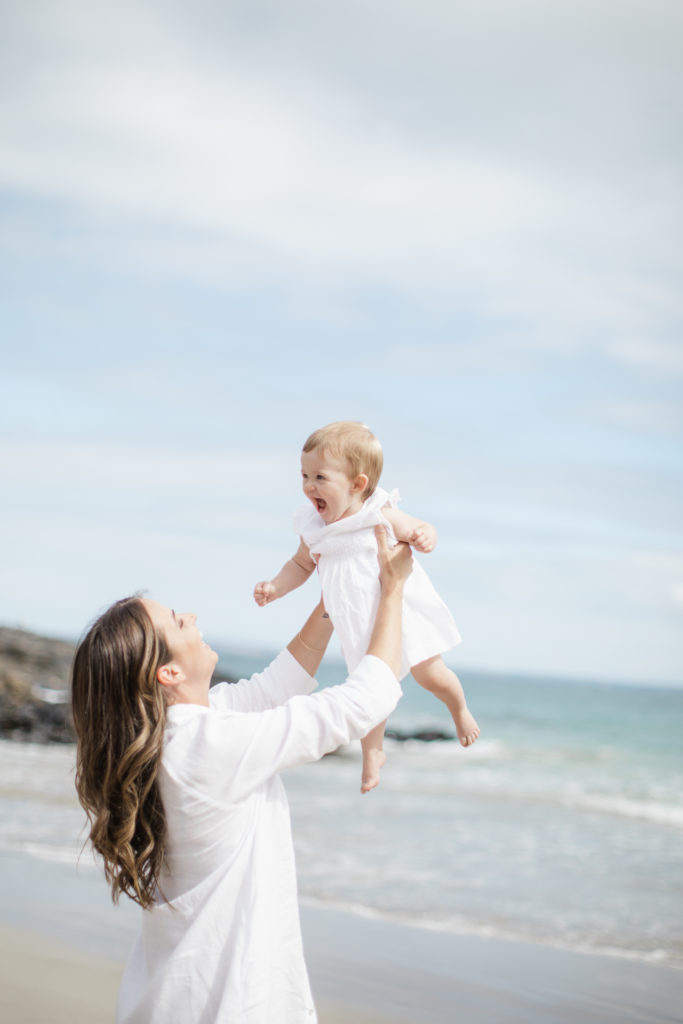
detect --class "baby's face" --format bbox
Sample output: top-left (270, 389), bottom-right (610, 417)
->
top-left (301, 448), bottom-right (365, 524)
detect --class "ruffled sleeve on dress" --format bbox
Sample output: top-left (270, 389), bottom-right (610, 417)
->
top-left (361, 487), bottom-right (400, 523)
top-left (380, 487), bottom-right (400, 511)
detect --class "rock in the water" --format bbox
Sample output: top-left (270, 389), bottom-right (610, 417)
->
top-left (384, 727), bottom-right (454, 743)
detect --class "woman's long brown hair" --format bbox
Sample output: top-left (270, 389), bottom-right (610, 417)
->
top-left (71, 597), bottom-right (170, 908)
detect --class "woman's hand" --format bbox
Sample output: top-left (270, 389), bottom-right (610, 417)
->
top-left (375, 525), bottom-right (413, 594)
top-left (367, 527), bottom-right (411, 677)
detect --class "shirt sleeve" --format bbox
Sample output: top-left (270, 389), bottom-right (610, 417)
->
top-left (208, 650), bottom-right (316, 713)
top-left (200, 655), bottom-right (401, 802)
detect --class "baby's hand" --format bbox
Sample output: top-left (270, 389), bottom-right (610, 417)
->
top-left (254, 581), bottom-right (278, 607)
top-left (408, 524), bottom-right (437, 553)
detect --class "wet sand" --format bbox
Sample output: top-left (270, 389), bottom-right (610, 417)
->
top-left (303, 905), bottom-right (683, 1024)
top-left (1, 909), bottom-right (681, 1024)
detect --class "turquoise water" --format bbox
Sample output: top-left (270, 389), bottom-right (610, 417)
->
top-left (0, 654), bottom-right (681, 965)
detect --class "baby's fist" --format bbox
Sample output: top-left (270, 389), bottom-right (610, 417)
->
top-left (254, 581), bottom-right (277, 606)
top-left (408, 524), bottom-right (437, 553)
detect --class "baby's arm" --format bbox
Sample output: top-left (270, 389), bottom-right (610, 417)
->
top-left (381, 506), bottom-right (437, 553)
top-left (254, 537), bottom-right (317, 606)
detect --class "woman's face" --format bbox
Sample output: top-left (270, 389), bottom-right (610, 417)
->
top-left (143, 599), bottom-right (218, 702)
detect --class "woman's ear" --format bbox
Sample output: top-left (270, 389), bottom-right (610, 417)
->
top-left (157, 662), bottom-right (184, 690)
top-left (351, 473), bottom-right (369, 495)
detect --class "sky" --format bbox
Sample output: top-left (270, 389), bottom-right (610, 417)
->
top-left (1, 0), bottom-right (682, 684)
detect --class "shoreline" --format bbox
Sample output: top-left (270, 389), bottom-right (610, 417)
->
top-left (301, 905), bottom-right (683, 1024)
top-left (301, 897), bottom-right (681, 971)
top-left (1, 905), bottom-right (681, 1024)
top-left (0, 841), bottom-right (680, 972)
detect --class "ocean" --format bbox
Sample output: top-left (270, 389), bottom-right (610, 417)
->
top-left (1, 652), bottom-right (681, 967)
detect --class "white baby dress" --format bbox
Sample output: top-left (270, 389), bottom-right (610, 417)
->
top-left (293, 487), bottom-right (462, 680)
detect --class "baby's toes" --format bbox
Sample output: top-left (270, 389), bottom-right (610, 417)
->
top-left (460, 728), bottom-right (480, 747)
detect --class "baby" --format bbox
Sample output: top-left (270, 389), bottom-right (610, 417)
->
top-left (254, 421), bottom-right (479, 793)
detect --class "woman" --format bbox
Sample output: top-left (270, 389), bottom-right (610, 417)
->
top-left (72, 526), bottom-right (411, 1023)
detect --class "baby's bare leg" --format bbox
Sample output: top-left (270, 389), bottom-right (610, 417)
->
top-left (360, 721), bottom-right (387, 794)
top-left (412, 656), bottom-right (480, 747)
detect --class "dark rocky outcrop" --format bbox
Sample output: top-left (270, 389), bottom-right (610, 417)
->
top-left (0, 626), bottom-right (237, 744)
top-left (0, 627), bottom-right (76, 743)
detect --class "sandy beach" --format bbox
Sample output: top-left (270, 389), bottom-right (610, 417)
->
top-left (0, 922), bottom-right (122, 1024)
top-left (1, 907), bottom-right (681, 1024)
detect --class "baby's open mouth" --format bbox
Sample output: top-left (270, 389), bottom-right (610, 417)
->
top-left (314, 498), bottom-right (327, 513)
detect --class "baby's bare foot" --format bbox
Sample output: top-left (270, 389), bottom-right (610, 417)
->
top-left (454, 706), bottom-right (480, 747)
top-left (360, 748), bottom-right (386, 794)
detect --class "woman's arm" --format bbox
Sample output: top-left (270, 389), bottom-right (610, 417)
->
top-left (382, 506), bottom-right (437, 554)
top-left (213, 559), bottom-right (330, 715)
top-left (206, 527), bottom-right (413, 799)
top-left (205, 528), bottom-right (413, 798)
top-left (287, 600), bottom-right (334, 676)
top-left (366, 525), bottom-right (411, 676)
top-left (254, 538), bottom-right (316, 606)
top-left (202, 654), bottom-right (403, 801)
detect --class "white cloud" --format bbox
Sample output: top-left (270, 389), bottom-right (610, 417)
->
top-left (605, 340), bottom-right (683, 377)
top-left (591, 397), bottom-right (683, 433)
top-left (1, 0), bottom-right (681, 364)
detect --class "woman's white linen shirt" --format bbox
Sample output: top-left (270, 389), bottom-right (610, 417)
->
top-left (116, 649), bottom-right (401, 1024)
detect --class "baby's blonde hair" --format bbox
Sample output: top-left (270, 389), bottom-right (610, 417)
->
top-left (302, 421), bottom-right (383, 499)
